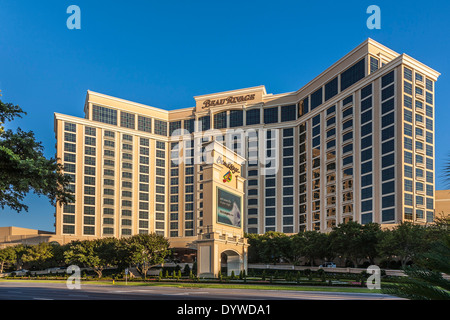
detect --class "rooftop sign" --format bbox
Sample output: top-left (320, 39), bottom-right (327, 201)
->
top-left (202, 94), bottom-right (256, 109)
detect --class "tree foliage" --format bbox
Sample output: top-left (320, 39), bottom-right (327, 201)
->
top-left (247, 231), bottom-right (291, 264)
top-left (1, 233), bottom-right (172, 279)
top-left (0, 98), bottom-right (74, 212)
top-left (246, 221), bottom-right (444, 269)
top-left (64, 238), bottom-right (119, 278)
top-left (22, 242), bottom-right (55, 270)
top-left (382, 235), bottom-right (450, 300)
top-left (328, 221), bottom-right (366, 267)
top-left (123, 233), bottom-right (171, 279)
top-left (0, 246), bottom-right (17, 273)
top-left (377, 222), bottom-right (428, 268)
top-left (297, 231), bottom-right (330, 266)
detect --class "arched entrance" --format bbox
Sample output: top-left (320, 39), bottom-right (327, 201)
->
top-left (220, 250), bottom-right (241, 276)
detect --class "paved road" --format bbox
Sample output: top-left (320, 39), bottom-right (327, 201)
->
top-left (0, 281), bottom-right (401, 300)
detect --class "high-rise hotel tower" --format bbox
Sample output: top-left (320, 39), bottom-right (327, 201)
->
top-left (54, 39), bottom-right (440, 245)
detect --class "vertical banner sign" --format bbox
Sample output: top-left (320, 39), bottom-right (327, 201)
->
top-left (217, 188), bottom-right (241, 228)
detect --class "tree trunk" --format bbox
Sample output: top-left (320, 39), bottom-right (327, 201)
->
top-left (94, 267), bottom-right (103, 278)
top-left (401, 257), bottom-right (408, 269)
top-left (137, 265), bottom-right (149, 279)
top-left (142, 267), bottom-right (148, 279)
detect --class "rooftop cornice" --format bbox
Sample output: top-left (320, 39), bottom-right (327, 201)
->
top-left (87, 90), bottom-right (171, 114)
top-left (401, 54), bottom-right (441, 81)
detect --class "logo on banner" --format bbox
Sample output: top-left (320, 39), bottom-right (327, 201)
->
top-left (223, 171), bottom-right (233, 183)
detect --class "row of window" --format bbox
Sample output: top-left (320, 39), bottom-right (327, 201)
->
top-left (92, 105), bottom-right (167, 136)
top-left (90, 62), bottom-right (365, 138)
top-left (403, 66), bottom-right (435, 222)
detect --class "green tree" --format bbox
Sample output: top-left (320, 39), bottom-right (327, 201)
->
top-left (124, 233), bottom-right (171, 279)
top-left (0, 98), bottom-right (74, 212)
top-left (64, 238), bottom-right (118, 278)
top-left (22, 242), bottom-right (55, 270)
top-left (0, 246), bottom-right (17, 273)
top-left (359, 223), bottom-right (382, 265)
top-left (377, 222), bottom-right (429, 268)
top-left (290, 233), bottom-right (307, 265)
top-left (246, 233), bottom-right (264, 263)
top-left (426, 211), bottom-right (450, 243)
top-left (257, 231), bottom-right (291, 264)
top-left (12, 244), bottom-right (29, 270)
top-left (382, 235), bottom-right (450, 300)
top-left (183, 263), bottom-right (191, 276)
top-left (329, 221), bottom-right (365, 267)
top-left (302, 231), bottom-right (330, 266)
top-left (49, 242), bottom-right (68, 267)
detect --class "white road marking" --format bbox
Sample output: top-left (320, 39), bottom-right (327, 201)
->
top-left (111, 289), bottom-right (155, 293)
top-left (134, 289), bottom-right (155, 292)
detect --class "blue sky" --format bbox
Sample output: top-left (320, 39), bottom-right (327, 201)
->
top-left (1, 0), bottom-right (449, 231)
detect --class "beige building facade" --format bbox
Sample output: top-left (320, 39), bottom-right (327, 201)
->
top-left (2, 39), bottom-right (441, 269)
top-left (435, 190), bottom-right (450, 220)
top-left (53, 38), bottom-right (440, 242)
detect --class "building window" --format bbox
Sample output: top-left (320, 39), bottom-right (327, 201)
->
top-left (281, 105), bottom-right (297, 122)
top-left (311, 87), bottom-right (323, 110)
top-left (361, 84), bottom-right (372, 100)
top-left (138, 116), bottom-right (152, 133)
top-left (184, 118), bottom-right (195, 133)
top-left (426, 79), bottom-right (434, 92)
top-left (154, 120), bottom-right (168, 136)
top-left (65, 122), bottom-right (77, 133)
top-left (382, 70), bottom-right (395, 88)
top-left (92, 105), bottom-right (117, 125)
top-left (264, 107), bottom-right (279, 124)
top-left (298, 97), bottom-right (309, 117)
top-left (169, 121), bottom-right (182, 136)
top-left (382, 84), bottom-right (395, 101)
top-left (382, 208), bottom-right (395, 222)
top-left (404, 67), bottom-right (413, 81)
top-left (370, 57), bottom-right (379, 73)
top-left (229, 110), bottom-right (243, 127)
top-left (246, 109), bottom-right (260, 125)
top-left (120, 112), bottom-right (135, 129)
top-left (325, 77), bottom-right (338, 101)
top-left (214, 111), bottom-right (228, 129)
top-left (340, 58), bottom-right (366, 91)
top-left (198, 115), bottom-right (210, 131)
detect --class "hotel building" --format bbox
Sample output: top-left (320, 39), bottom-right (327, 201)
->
top-left (53, 38), bottom-right (440, 249)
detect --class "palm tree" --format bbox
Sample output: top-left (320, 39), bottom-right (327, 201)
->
top-left (381, 235), bottom-right (450, 300)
